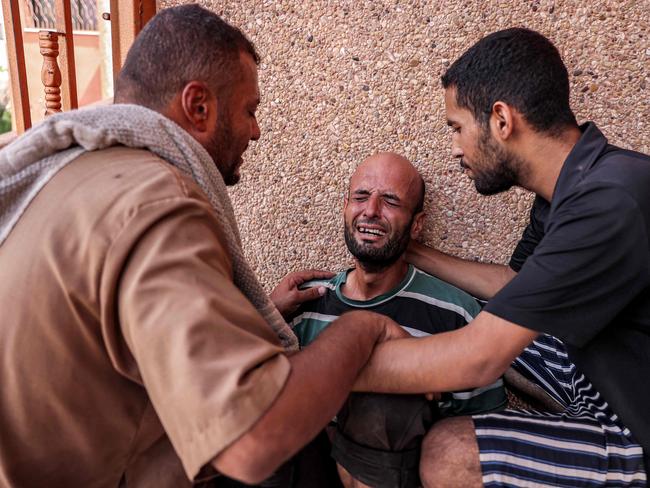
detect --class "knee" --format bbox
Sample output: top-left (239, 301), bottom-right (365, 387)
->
top-left (337, 463), bottom-right (371, 488)
top-left (419, 417), bottom-right (482, 488)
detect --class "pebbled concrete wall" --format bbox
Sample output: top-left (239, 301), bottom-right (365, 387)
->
top-left (161, 0), bottom-right (649, 290)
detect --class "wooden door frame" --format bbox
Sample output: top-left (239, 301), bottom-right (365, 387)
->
top-left (1, 0), bottom-right (157, 134)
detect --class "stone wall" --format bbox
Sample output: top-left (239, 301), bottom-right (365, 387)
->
top-left (161, 0), bottom-right (649, 289)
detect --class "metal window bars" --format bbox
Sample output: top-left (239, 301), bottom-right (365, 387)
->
top-left (25, 0), bottom-right (98, 32)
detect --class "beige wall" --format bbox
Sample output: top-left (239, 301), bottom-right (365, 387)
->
top-left (161, 0), bottom-right (649, 290)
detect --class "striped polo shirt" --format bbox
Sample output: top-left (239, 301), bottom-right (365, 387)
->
top-left (291, 264), bottom-right (506, 415)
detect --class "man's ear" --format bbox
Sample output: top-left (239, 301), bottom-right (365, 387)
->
top-left (410, 211), bottom-right (425, 240)
top-left (179, 81), bottom-right (214, 133)
top-left (490, 101), bottom-right (515, 142)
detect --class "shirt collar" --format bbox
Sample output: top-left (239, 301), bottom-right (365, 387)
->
top-left (551, 122), bottom-right (608, 203)
top-left (335, 264), bottom-right (416, 307)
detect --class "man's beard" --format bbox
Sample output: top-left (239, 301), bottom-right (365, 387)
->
top-left (344, 218), bottom-right (413, 273)
top-left (207, 105), bottom-right (240, 186)
top-left (470, 129), bottom-right (524, 196)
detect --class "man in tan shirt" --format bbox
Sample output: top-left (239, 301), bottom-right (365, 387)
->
top-left (0, 5), bottom-right (404, 487)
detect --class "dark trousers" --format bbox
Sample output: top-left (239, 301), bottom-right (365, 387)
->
top-left (214, 430), bottom-right (343, 488)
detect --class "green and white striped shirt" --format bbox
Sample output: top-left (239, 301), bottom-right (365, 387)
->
top-left (291, 265), bottom-right (506, 416)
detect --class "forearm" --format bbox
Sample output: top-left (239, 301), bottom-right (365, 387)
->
top-left (354, 311), bottom-right (538, 394)
top-left (407, 242), bottom-right (515, 300)
top-left (212, 311), bottom-right (383, 484)
top-left (353, 329), bottom-right (494, 394)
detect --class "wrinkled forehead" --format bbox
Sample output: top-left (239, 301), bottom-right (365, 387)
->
top-left (349, 157), bottom-right (420, 201)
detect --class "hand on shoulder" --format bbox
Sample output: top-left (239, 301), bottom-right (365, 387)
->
top-left (270, 269), bottom-right (334, 318)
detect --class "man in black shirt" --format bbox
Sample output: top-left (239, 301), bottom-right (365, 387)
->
top-left (355, 28), bottom-right (650, 487)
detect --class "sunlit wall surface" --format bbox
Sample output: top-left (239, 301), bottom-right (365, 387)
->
top-left (161, 0), bottom-right (649, 289)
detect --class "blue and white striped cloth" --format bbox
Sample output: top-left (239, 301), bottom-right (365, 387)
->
top-left (473, 335), bottom-right (647, 487)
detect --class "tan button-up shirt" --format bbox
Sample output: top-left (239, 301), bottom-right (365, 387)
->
top-left (0, 147), bottom-right (290, 486)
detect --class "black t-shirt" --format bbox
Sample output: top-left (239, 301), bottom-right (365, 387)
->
top-left (508, 195), bottom-right (549, 273)
top-left (485, 123), bottom-right (650, 461)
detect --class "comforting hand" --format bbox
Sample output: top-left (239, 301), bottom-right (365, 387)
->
top-left (404, 240), bottom-right (429, 267)
top-left (366, 315), bottom-right (438, 399)
top-left (375, 314), bottom-right (412, 343)
top-left (336, 310), bottom-right (412, 344)
top-left (270, 269), bottom-right (335, 318)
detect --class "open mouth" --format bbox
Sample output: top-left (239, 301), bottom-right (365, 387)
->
top-left (356, 225), bottom-right (386, 237)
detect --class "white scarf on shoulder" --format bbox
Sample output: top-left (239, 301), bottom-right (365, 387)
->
top-left (0, 104), bottom-right (298, 350)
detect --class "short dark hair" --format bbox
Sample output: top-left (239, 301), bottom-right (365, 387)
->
top-left (114, 4), bottom-right (259, 110)
top-left (441, 28), bottom-right (577, 135)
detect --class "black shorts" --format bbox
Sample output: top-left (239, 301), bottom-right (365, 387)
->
top-left (331, 392), bottom-right (439, 488)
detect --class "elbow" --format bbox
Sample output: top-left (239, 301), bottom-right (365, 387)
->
top-left (212, 441), bottom-right (290, 485)
top-left (219, 464), bottom-right (275, 486)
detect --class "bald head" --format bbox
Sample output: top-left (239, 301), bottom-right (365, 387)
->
top-left (349, 152), bottom-right (425, 214)
top-left (344, 152), bottom-right (426, 271)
